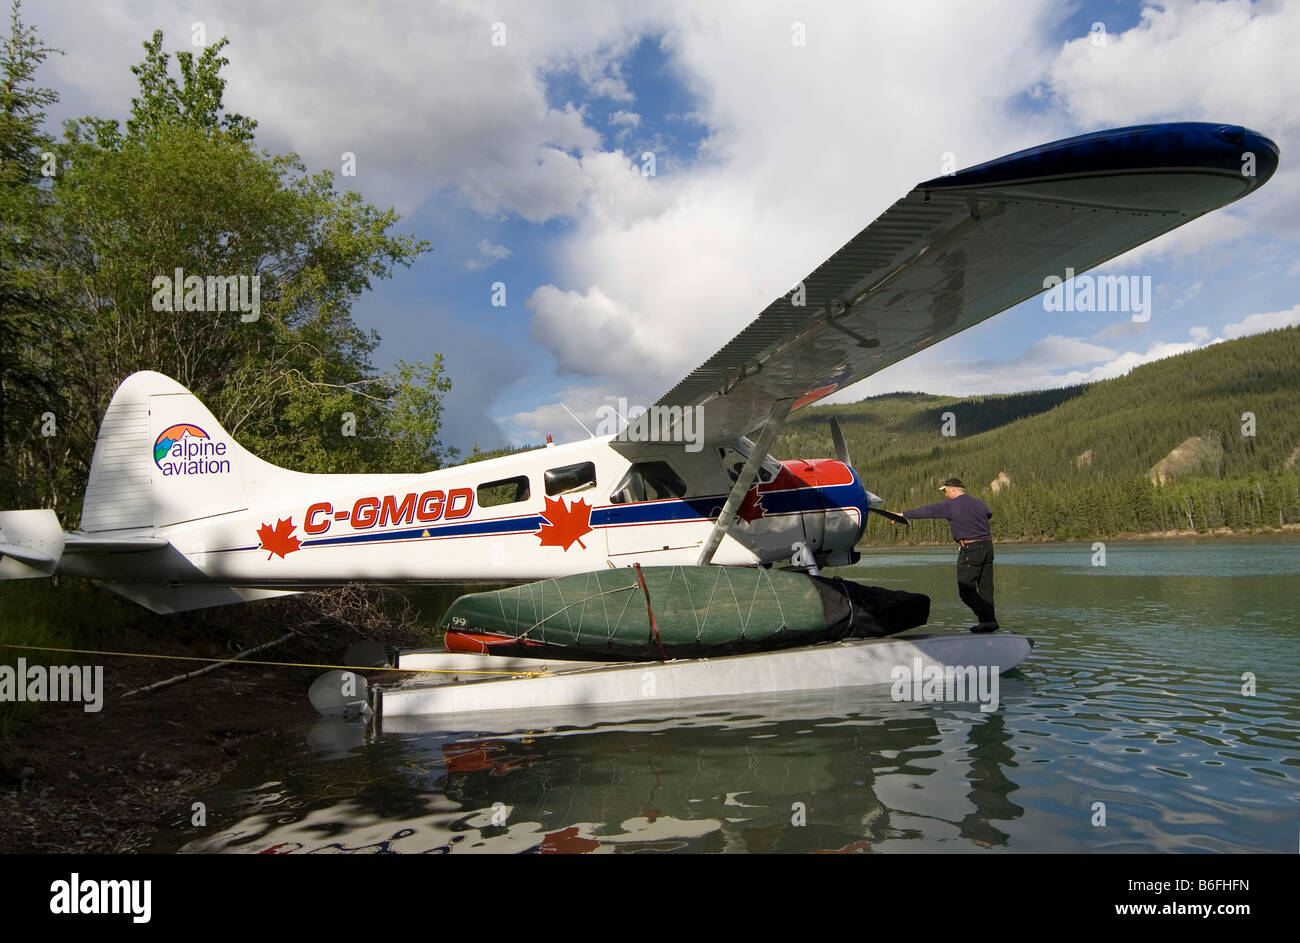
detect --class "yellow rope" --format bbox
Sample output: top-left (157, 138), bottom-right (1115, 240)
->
top-left (0, 644), bottom-right (553, 678)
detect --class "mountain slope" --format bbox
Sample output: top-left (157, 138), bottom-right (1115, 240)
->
top-left (776, 326), bottom-right (1300, 542)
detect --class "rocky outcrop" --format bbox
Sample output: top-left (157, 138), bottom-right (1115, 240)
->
top-left (989, 471), bottom-right (1011, 494)
top-left (1148, 433), bottom-right (1224, 485)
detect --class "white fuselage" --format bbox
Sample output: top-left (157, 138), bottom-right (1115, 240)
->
top-left (60, 435), bottom-right (869, 590)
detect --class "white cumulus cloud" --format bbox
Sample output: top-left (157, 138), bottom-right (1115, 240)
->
top-left (464, 238), bottom-right (513, 271)
top-left (1048, 0), bottom-right (1300, 256)
top-left (1223, 304), bottom-right (1300, 339)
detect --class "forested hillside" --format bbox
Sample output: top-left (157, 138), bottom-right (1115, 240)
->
top-left (775, 326), bottom-right (1300, 543)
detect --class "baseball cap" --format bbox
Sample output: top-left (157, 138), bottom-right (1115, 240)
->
top-left (939, 477), bottom-right (964, 490)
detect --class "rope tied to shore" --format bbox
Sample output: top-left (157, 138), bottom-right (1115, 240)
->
top-left (0, 643), bottom-right (555, 694)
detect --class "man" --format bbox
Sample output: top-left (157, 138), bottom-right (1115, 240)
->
top-left (900, 478), bottom-right (999, 633)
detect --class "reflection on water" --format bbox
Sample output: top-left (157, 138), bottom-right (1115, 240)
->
top-left (165, 540), bottom-right (1300, 853)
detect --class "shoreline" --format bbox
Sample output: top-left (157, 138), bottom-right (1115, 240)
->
top-left (0, 646), bottom-right (320, 853)
top-left (858, 523), bottom-right (1300, 549)
top-left (0, 590), bottom-right (427, 854)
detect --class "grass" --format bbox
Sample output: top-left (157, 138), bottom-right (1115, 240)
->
top-left (0, 579), bottom-right (140, 735)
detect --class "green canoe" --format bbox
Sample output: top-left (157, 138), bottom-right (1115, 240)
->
top-left (442, 565), bottom-right (929, 660)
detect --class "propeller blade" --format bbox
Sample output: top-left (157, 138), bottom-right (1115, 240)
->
top-left (829, 416), bottom-right (851, 467)
top-left (868, 507), bottom-right (909, 526)
top-left (831, 417), bottom-right (901, 524)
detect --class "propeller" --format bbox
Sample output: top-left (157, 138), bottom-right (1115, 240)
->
top-left (868, 506), bottom-right (909, 526)
top-left (829, 417), bottom-right (908, 527)
top-left (830, 416), bottom-right (851, 466)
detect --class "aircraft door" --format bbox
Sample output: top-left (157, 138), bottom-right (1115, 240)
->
top-left (605, 459), bottom-right (700, 556)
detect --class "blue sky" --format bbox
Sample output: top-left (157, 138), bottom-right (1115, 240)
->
top-left (31, 0), bottom-right (1300, 453)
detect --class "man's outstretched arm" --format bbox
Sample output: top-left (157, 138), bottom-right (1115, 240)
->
top-left (902, 501), bottom-right (951, 521)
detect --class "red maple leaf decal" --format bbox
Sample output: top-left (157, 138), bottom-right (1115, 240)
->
top-left (257, 517), bottom-right (301, 559)
top-left (535, 496), bottom-right (593, 550)
top-left (736, 487), bottom-right (766, 524)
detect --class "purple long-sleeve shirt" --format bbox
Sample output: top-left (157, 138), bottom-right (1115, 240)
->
top-left (902, 493), bottom-right (992, 542)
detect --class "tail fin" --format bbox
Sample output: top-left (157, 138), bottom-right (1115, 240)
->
top-left (81, 371), bottom-right (309, 533)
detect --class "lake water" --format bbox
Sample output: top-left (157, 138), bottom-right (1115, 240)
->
top-left (163, 539), bottom-right (1300, 854)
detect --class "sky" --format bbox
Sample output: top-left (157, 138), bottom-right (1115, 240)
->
top-left (28, 0), bottom-right (1300, 453)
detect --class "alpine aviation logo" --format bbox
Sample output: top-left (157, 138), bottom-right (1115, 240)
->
top-left (153, 423), bottom-right (231, 476)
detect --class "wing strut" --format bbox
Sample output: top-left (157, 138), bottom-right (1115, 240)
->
top-left (696, 398), bottom-right (792, 566)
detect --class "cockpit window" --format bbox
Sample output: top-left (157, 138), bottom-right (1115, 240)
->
top-left (718, 443), bottom-right (779, 485)
top-left (609, 460), bottom-right (688, 505)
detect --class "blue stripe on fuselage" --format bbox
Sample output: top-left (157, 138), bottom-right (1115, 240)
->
top-left (287, 480), bottom-right (868, 550)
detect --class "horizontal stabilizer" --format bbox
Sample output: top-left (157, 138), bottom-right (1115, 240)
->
top-left (103, 582), bottom-right (300, 615)
top-left (0, 510), bottom-right (65, 579)
top-left (0, 541), bottom-right (56, 565)
top-left (64, 533), bottom-right (169, 553)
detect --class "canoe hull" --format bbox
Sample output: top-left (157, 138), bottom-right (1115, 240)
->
top-left (439, 566), bottom-right (930, 661)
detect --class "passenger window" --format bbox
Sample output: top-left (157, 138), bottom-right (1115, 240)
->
top-left (610, 461), bottom-right (688, 504)
top-left (545, 461), bottom-right (597, 496)
top-left (477, 475), bottom-right (530, 508)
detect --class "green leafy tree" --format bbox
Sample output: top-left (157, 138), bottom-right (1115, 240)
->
top-left (375, 357), bottom-right (458, 473)
top-left (251, 355), bottom-right (457, 475)
top-left (36, 27), bottom-right (447, 517)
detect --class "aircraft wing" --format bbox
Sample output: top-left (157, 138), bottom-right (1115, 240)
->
top-left (646, 122), bottom-right (1278, 445)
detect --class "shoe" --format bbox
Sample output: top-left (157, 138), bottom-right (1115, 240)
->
top-left (969, 622), bottom-right (1000, 634)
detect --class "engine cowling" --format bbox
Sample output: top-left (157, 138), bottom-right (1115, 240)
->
top-left (771, 459), bottom-right (868, 566)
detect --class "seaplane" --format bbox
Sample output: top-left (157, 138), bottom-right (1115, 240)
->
top-left (0, 122), bottom-right (1278, 719)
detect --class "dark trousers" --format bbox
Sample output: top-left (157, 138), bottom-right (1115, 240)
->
top-left (956, 541), bottom-right (996, 624)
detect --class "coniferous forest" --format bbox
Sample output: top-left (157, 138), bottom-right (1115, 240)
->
top-left (775, 326), bottom-right (1300, 545)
